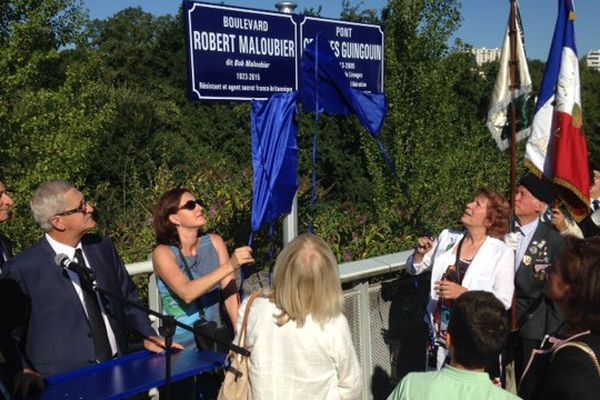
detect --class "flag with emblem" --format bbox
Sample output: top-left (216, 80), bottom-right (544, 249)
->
top-left (525, 0), bottom-right (589, 221)
top-left (486, 0), bottom-right (533, 151)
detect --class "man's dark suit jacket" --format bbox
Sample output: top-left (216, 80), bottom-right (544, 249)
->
top-left (0, 234), bottom-right (155, 377)
top-left (0, 233), bottom-right (13, 265)
top-left (0, 234), bottom-right (15, 399)
top-left (515, 221), bottom-right (565, 340)
top-left (578, 211), bottom-right (600, 238)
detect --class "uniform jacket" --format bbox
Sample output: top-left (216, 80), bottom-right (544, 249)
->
top-left (515, 221), bottom-right (565, 340)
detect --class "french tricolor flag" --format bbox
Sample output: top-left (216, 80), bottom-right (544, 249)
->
top-left (524, 0), bottom-right (589, 220)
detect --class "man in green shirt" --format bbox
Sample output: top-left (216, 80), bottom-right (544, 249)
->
top-left (387, 291), bottom-right (520, 400)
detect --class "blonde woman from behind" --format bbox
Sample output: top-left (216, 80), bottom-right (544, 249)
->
top-left (237, 233), bottom-right (362, 399)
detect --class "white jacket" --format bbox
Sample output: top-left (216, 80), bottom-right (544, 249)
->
top-left (407, 229), bottom-right (515, 316)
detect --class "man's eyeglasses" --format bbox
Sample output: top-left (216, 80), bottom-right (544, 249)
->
top-left (178, 199), bottom-right (206, 211)
top-left (55, 201), bottom-right (88, 217)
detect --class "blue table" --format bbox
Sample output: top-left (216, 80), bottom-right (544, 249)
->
top-left (29, 348), bottom-right (225, 399)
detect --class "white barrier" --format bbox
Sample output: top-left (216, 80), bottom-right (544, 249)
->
top-left (126, 249), bottom-right (414, 400)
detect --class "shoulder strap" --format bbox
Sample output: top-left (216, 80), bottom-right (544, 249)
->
top-left (237, 291), bottom-right (264, 349)
top-left (553, 341), bottom-right (600, 380)
top-left (177, 247), bottom-right (195, 281)
top-left (177, 247), bottom-right (207, 320)
top-left (453, 236), bottom-right (466, 282)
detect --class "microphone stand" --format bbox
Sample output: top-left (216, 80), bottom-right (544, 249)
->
top-left (75, 273), bottom-right (248, 400)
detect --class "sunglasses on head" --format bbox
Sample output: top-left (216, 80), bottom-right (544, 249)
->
top-left (178, 199), bottom-right (206, 211)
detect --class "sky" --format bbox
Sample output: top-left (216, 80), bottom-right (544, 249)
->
top-left (84, 0), bottom-right (599, 61)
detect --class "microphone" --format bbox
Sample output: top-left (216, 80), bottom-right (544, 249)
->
top-left (54, 253), bottom-right (96, 283)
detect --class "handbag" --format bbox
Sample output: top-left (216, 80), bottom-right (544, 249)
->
top-left (217, 291), bottom-right (263, 400)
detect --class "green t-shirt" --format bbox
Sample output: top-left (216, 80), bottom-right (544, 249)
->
top-left (387, 366), bottom-right (521, 400)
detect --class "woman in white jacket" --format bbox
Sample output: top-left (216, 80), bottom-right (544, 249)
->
top-left (407, 188), bottom-right (514, 370)
top-left (237, 234), bottom-right (362, 399)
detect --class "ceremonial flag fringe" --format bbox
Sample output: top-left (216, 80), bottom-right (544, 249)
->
top-left (486, 0), bottom-right (533, 151)
top-left (525, 0), bottom-right (589, 221)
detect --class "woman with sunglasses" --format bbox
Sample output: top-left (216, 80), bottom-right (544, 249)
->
top-left (152, 188), bottom-right (254, 345)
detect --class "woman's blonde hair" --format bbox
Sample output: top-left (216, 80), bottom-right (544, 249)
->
top-left (271, 234), bottom-right (343, 327)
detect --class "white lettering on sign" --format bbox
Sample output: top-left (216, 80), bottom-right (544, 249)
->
top-left (340, 42), bottom-right (382, 60)
top-left (335, 27), bottom-right (352, 37)
top-left (238, 36), bottom-right (295, 57)
top-left (302, 37), bottom-right (382, 61)
top-left (223, 16), bottom-right (269, 32)
top-left (193, 31), bottom-right (236, 52)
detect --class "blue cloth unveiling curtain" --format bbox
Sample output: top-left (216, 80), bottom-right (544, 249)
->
top-left (250, 91), bottom-right (299, 236)
top-left (300, 33), bottom-right (387, 137)
top-left (300, 33), bottom-right (395, 173)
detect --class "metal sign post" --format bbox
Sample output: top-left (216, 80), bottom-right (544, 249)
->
top-left (278, 2), bottom-right (298, 246)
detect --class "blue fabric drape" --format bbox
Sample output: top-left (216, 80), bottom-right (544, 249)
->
top-left (250, 92), bottom-right (299, 236)
top-left (300, 33), bottom-right (387, 137)
top-left (300, 33), bottom-right (395, 174)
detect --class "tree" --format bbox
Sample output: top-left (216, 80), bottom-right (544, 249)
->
top-left (580, 65), bottom-right (600, 164)
top-left (0, 0), bottom-right (116, 249)
top-left (360, 0), bottom-right (511, 235)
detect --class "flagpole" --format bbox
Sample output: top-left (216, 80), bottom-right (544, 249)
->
top-left (508, 0), bottom-right (519, 213)
top-left (508, 0), bottom-right (519, 333)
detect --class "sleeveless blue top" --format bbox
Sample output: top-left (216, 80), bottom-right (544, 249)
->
top-left (157, 235), bottom-right (222, 344)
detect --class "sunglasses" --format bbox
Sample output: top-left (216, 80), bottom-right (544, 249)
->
top-left (55, 200), bottom-right (88, 217)
top-left (178, 199), bottom-right (206, 211)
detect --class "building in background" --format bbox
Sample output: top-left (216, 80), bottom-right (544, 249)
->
top-left (586, 49), bottom-right (600, 71)
top-left (472, 47), bottom-right (501, 66)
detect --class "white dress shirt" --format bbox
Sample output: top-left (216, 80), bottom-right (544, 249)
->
top-left (45, 234), bottom-right (117, 355)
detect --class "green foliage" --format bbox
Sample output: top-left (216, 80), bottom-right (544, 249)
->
top-left (340, 0), bottom-right (380, 24)
top-left (374, 0), bottom-right (495, 235)
top-left (580, 65), bottom-right (600, 165)
top-left (2, 0), bottom-right (599, 275)
top-left (301, 6), bottom-right (322, 17)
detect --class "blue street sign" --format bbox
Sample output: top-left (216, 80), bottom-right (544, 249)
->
top-left (300, 17), bottom-right (384, 93)
top-left (184, 1), bottom-right (384, 101)
top-left (185, 1), bottom-right (298, 101)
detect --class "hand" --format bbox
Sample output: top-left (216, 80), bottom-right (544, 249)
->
top-left (434, 280), bottom-right (467, 300)
top-left (551, 207), bottom-right (568, 232)
top-left (229, 246), bottom-right (254, 270)
top-left (13, 368), bottom-right (45, 398)
top-left (143, 336), bottom-right (184, 353)
top-left (414, 236), bottom-right (434, 255)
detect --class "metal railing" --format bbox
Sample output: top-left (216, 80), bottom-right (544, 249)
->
top-left (126, 249), bottom-right (426, 400)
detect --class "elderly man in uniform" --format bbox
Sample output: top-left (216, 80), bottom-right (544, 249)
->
top-left (511, 174), bottom-right (564, 381)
